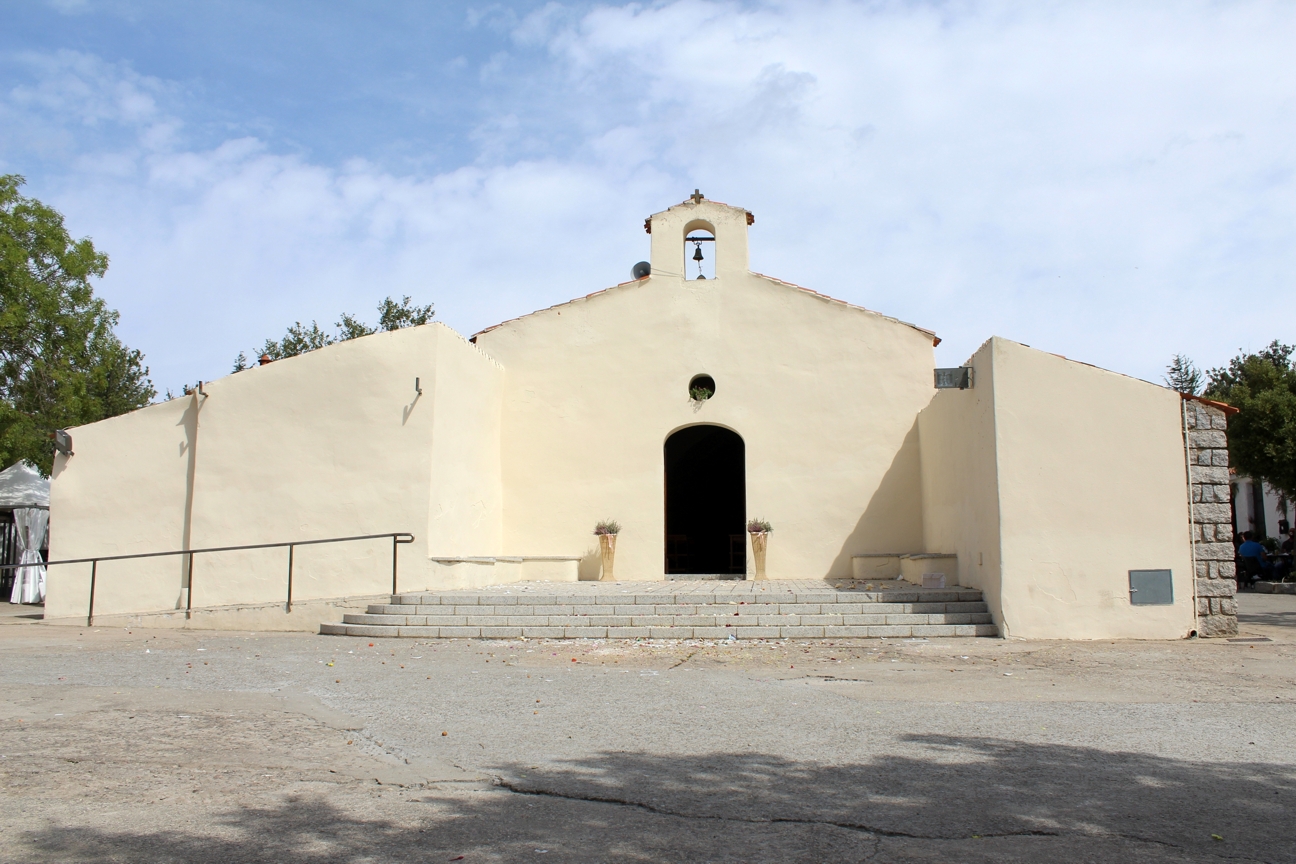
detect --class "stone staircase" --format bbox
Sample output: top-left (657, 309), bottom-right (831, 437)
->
top-left (320, 579), bottom-right (999, 639)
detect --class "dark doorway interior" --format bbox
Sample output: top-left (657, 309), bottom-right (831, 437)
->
top-left (664, 425), bottom-right (745, 575)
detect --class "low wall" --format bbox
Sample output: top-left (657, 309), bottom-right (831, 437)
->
top-left (422, 557), bottom-right (581, 589)
top-left (900, 554), bottom-right (959, 587)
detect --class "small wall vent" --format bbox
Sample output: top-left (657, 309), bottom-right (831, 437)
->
top-left (1129, 569), bottom-right (1174, 605)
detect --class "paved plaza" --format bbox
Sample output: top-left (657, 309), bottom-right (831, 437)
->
top-left (1, 590), bottom-right (1293, 863)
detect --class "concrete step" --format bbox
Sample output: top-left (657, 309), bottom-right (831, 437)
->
top-left (321, 622), bottom-right (999, 639)
top-left (389, 589), bottom-right (987, 605)
top-left (364, 600), bottom-right (991, 616)
top-left (342, 611), bottom-right (995, 627)
top-left (321, 581), bottom-right (1001, 639)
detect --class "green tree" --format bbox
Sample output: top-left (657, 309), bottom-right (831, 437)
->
top-left (1205, 341), bottom-right (1296, 499)
top-left (259, 320), bottom-right (335, 361)
top-left (1164, 354), bottom-right (1203, 395)
top-left (375, 295), bottom-right (434, 331)
top-left (248, 295), bottom-right (434, 365)
top-left (0, 175), bottom-right (155, 474)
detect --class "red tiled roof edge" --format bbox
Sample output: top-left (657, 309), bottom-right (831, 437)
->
top-left (469, 278), bottom-right (644, 342)
top-left (1180, 392), bottom-right (1240, 415)
top-left (470, 271), bottom-right (941, 346)
top-left (749, 272), bottom-right (940, 346)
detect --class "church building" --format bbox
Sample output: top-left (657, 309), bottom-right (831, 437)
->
top-left (42, 194), bottom-right (1235, 639)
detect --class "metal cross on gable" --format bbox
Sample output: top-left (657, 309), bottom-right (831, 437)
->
top-left (690, 189), bottom-right (704, 203)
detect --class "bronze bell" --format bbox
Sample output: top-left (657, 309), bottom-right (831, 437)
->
top-left (693, 244), bottom-right (704, 262)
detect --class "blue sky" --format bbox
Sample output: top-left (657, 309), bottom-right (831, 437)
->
top-left (5, 1), bottom-right (565, 171)
top-left (2, 1), bottom-right (1293, 393)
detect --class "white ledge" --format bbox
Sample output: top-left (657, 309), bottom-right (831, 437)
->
top-left (850, 552), bottom-right (955, 559)
top-left (429, 555), bottom-right (584, 564)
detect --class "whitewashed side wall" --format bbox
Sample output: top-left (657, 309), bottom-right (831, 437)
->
top-left (45, 396), bottom-right (195, 621)
top-left (46, 323), bottom-right (502, 622)
top-left (991, 339), bottom-right (1196, 639)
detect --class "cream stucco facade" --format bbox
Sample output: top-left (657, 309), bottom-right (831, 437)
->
top-left (920, 338), bottom-right (1196, 639)
top-left (43, 196), bottom-right (1201, 639)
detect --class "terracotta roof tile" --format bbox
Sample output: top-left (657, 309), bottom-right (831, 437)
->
top-left (1180, 392), bottom-right (1240, 415)
top-left (471, 272), bottom-right (941, 346)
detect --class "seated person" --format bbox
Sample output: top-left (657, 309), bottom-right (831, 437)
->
top-left (1278, 534), bottom-right (1294, 581)
top-left (1237, 531), bottom-right (1273, 582)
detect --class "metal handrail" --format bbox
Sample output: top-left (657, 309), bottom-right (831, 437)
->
top-left (1, 531), bottom-right (415, 626)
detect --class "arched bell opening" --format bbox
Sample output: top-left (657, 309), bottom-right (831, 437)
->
top-left (682, 219), bottom-right (715, 280)
top-left (664, 425), bottom-right (745, 576)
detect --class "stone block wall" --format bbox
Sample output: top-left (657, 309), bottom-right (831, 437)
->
top-left (1184, 398), bottom-right (1237, 637)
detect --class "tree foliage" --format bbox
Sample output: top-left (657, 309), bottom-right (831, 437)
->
top-left (0, 175), bottom-right (155, 474)
top-left (255, 295), bottom-right (434, 363)
top-left (260, 320), bottom-right (335, 361)
top-left (1164, 354), bottom-right (1203, 395)
top-left (1203, 341), bottom-right (1296, 499)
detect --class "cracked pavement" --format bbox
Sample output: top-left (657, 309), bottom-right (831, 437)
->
top-left (1, 592), bottom-right (1294, 863)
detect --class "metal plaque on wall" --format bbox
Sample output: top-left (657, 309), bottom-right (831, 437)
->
top-left (1129, 569), bottom-right (1174, 605)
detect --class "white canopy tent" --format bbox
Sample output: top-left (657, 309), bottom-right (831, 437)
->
top-left (0, 462), bottom-right (50, 604)
top-left (0, 461), bottom-right (50, 509)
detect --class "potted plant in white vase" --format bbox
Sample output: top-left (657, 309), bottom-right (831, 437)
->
top-left (594, 520), bottom-right (621, 581)
top-left (747, 519), bottom-right (772, 580)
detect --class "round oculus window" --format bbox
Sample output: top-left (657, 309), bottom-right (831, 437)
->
top-left (689, 375), bottom-right (715, 402)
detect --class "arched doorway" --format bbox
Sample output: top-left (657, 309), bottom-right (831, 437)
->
top-left (664, 425), bottom-right (745, 576)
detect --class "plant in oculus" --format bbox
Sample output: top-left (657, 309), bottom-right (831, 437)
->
top-left (593, 520), bottom-right (621, 535)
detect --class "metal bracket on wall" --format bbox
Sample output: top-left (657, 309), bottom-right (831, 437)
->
top-left (934, 367), bottom-right (974, 390)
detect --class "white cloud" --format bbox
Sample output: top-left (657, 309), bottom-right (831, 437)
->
top-left (7, 50), bottom-right (169, 127)
top-left (526, 0), bottom-right (1296, 375)
top-left (3, 1), bottom-right (1294, 391)
top-left (43, 0), bottom-right (92, 14)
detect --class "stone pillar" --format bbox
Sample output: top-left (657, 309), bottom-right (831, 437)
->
top-left (1183, 398), bottom-right (1237, 637)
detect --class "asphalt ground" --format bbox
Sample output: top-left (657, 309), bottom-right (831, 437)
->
top-left (1, 592), bottom-right (1293, 863)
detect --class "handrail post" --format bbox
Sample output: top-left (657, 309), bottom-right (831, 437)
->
top-left (185, 552), bottom-right (194, 620)
top-left (286, 544), bottom-right (294, 613)
top-left (391, 534), bottom-right (399, 597)
top-left (87, 560), bottom-right (97, 626)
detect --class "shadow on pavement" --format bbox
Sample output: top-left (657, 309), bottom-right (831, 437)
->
top-left (1237, 590), bottom-right (1296, 636)
top-left (0, 602), bottom-right (44, 624)
top-left (19, 736), bottom-right (1294, 863)
top-left (1237, 609), bottom-right (1296, 630)
top-left (1239, 611), bottom-right (1295, 630)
